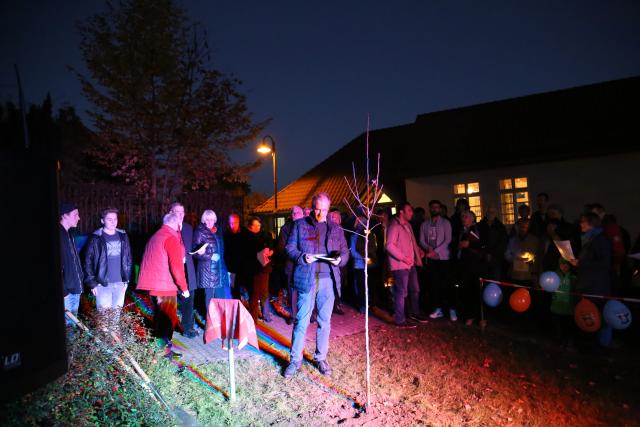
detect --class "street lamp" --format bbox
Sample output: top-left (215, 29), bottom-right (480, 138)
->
top-left (257, 135), bottom-right (278, 215)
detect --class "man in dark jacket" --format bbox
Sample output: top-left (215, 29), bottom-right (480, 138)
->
top-left (277, 206), bottom-right (304, 324)
top-left (83, 207), bottom-right (132, 325)
top-left (170, 202), bottom-right (198, 338)
top-left (477, 206), bottom-right (508, 280)
top-left (284, 193), bottom-right (349, 378)
top-left (570, 212), bottom-right (613, 347)
top-left (60, 202), bottom-right (84, 325)
top-left (224, 212), bottom-right (249, 299)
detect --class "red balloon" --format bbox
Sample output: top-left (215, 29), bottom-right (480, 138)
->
top-left (509, 288), bottom-right (531, 313)
top-left (574, 298), bottom-right (601, 332)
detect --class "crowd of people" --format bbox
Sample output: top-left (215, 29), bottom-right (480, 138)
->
top-left (59, 191), bottom-right (639, 371)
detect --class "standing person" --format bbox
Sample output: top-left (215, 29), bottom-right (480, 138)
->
top-left (529, 192), bottom-right (550, 237)
top-left (419, 200), bottom-right (454, 321)
top-left (246, 216), bottom-right (274, 322)
top-left (277, 206), bottom-right (304, 324)
top-left (453, 210), bottom-right (486, 326)
top-left (477, 206), bottom-right (508, 281)
top-left (284, 192), bottom-right (349, 377)
top-left (193, 210), bottom-right (231, 317)
top-left (449, 198), bottom-right (470, 248)
top-left (386, 201), bottom-right (428, 327)
top-left (329, 208), bottom-right (346, 315)
top-left (169, 202), bottom-right (198, 338)
top-left (136, 213), bottom-right (190, 357)
top-left (223, 212), bottom-right (248, 300)
top-left (570, 212), bottom-right (613, 348)
top-left (350, 209), bottom-right (378, 313)
top-left (83, 207), bottom-right (132, 327)
top-left (60, 202), bottom-right (84, 325)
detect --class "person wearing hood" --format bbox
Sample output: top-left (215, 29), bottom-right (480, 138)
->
top-left (83, 207), bottom-right (132, 325)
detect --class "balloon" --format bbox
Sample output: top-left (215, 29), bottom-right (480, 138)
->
top-left (539, 271), bottom-right (561, 292)
top-left (603, 300), bottom-right (632, 330)
top-left (574, 298), bottom-right (601, 332)
top-left (509, 288), bottom-right (531, 313)
top-left (483, 283), bottom-right (503, 307)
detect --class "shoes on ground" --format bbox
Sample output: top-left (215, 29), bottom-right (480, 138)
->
top-left (465, 318), bottom-right (475, 326)
top-left (394, 321), bottom-right (417, 329)
top-left (429, 308), bottom-right (444, 319)
top-left (408, 314), bottom-right (429, 324)
top-left (164, 345), bottom-right (182, 358)
top-left (283, 361), bottom-right (301, 378)
top-left (183, 329), bottom-right (198, 338)
top-left (316, 360), bottom-right (332, 376)
top-left (449, 309), bottom-right (458, 322)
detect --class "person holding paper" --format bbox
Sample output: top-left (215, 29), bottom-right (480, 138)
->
top-left (137, 213), bottom-right (190, 358)
top-left (284, 192), bottom-right (349, 378)
top-left (570, 212), bottom-right (613, 348)
top-left (193, 210), bottom-right (231, 322)
top-left (246, 216), bottom-right (274, 322)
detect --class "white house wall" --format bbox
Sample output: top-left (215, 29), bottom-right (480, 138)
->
top-left (405, 152), bottom-right (640, 238)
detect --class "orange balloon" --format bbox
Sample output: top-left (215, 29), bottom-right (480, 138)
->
top-left (574, 298), bottom-right (601, 332)
top-left (509, 288), bottom-right (531, 313)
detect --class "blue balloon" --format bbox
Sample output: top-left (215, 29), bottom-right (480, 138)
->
top-left (603, 300), bottom-right (632, 330)
top-left (483, 283), bottom-right (503, 307)
top-left (539, 271), bottom-right (561, 292)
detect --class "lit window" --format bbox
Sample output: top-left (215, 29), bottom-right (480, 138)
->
top-left (276, 216), bottom-right (286, 236)
top-left (453, 182), bottom-right (482, 220)
top-left (499, 177), bottom-right (529, 225)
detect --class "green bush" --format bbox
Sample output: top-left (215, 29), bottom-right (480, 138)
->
top-left (0, 310), bottom-right (173, 426)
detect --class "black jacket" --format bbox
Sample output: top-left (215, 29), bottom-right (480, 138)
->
top-left (83, 228), bottom-right (133, 289)
top-left (60, 225), bottom-right (84, 296)
top-left (181, 222), bottom-right (198, 290)
top-left (576, 230), bottom-right (612, 295)
top-left (478, 218), bottom-right (508, 267)
top-left (193, 223), bottom-right (229, 289)
top-left (223, 227), bottom-right (248, 274)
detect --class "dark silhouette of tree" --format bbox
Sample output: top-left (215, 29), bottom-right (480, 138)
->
top-left (0, 95), bottom-right (98, 184)
top-left (74, 0), bottom-right (268, 202)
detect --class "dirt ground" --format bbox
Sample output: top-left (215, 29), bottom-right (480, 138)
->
top-left (288, 319), bottom-right (640, 426)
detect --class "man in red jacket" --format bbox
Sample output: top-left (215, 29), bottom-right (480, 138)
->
top-left (137, 213), bottom-right (190, 357)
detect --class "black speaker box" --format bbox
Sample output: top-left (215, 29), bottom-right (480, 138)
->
top-left (0, 148), bottom-right (68, 400)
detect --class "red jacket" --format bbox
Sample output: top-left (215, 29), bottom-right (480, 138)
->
top-left (137, 225), bottom-right (188, 296)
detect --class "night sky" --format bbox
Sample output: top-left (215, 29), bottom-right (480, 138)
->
top-left (2, 1), bottom-right (640, 195)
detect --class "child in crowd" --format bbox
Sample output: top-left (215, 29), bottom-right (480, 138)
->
top-left (550, 258), bottom-right (575, 346)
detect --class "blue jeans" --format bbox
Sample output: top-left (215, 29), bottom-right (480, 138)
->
top-left (95, 283), bottom-right (127, 311)
top-left (64, 293), bottom-right (81, 326)
top-left (290, 276), bottom-right (335, 364)
top-left (392, 268), bottom-right (420, 324)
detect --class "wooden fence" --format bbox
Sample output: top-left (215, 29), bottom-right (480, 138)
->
top-left (61, 183), bottom-right (243, 234)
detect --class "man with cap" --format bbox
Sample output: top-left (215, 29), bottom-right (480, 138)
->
top-left (59, 202), bottom-right (84, 325)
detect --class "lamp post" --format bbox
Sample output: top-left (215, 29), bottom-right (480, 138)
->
top-left (257, 135), bottom-right (278, 224)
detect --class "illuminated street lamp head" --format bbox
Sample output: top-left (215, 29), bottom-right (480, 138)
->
top-left (257, 144), bottom-right (272, 154)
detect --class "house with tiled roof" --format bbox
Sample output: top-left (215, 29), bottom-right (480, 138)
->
top-left (255, 76), bottom-right (640, 238)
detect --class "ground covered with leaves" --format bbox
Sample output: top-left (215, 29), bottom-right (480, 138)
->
top-left (2, 311), bottom-right (639, 426)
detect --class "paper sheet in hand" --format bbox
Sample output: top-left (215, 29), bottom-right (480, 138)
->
top-left (189, 242), bottom-right (208, 255)
top-left (313, 253), bottom-right (338, 262)
top-left (257, 248), bottom-right (271, 267)
top-left (553, 240), bottom-right (575, 261)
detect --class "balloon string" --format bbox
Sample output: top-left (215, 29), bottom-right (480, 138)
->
top-left (479, 277), bottom-right (640, 304)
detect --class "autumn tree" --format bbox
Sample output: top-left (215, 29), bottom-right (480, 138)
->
top-left (75, 0), bottom-right (267, 202)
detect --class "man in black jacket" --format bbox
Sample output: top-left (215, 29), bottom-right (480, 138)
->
top-left (83, 207), bottom-right (133, 325)
top-left (170, 202), bottom-right (198, 338)
top-left (60, 202), bottom-right (84, 325)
